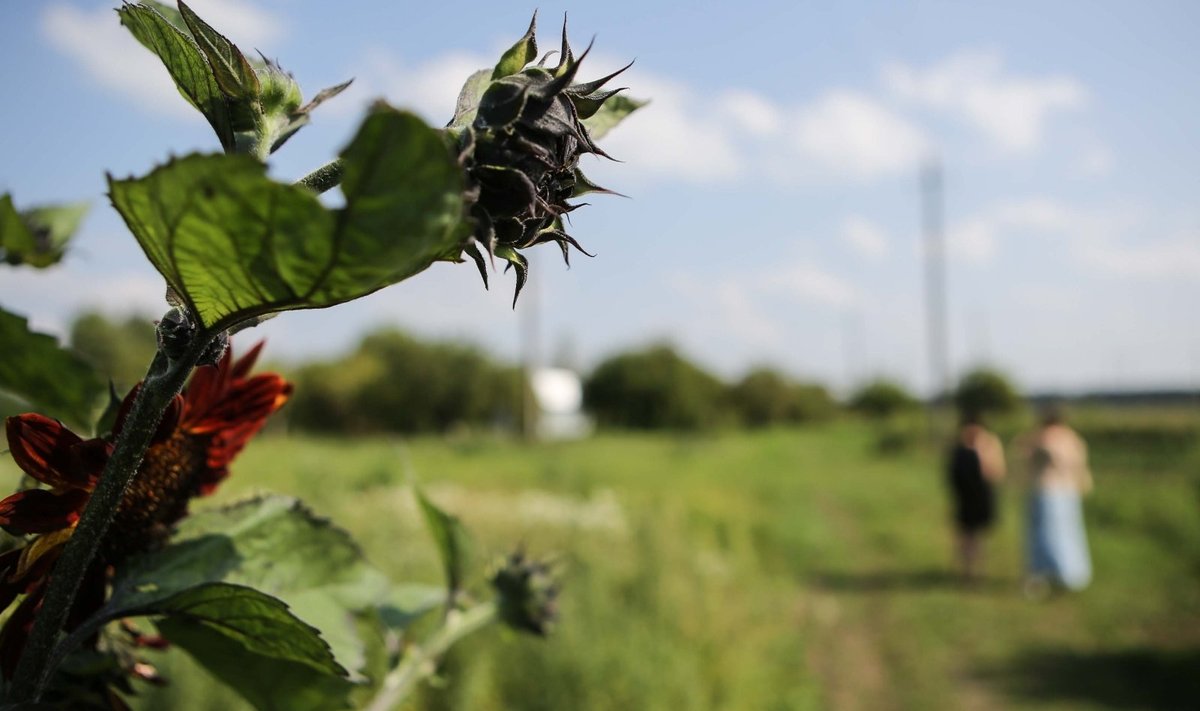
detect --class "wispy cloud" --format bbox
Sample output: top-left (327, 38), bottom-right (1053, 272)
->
top-left (600, 74), bottom-right (745, 183)
top-left (1078, 233), bottom-right (1200, 279)
top-left (947, 197), bottom-right (1112, 265)
top-left (1078, 145), bottom-right (1114, 177)
top-left (0, 266), bottom-right (164, 336)
top-left (841, 216), bottom-right (890, 260)
top-left (883, 50), bottom-right (1086, 153)
top-left (764, 262), bottom-right (862, 307)
top-left (336, 46), bottom-right (929, 186)
top-left (325, 49), bottom-right (492, 124)
top-left (792, 91), bottom-right (928, 180)
top-left (42, 1), bottom-right (284, 119)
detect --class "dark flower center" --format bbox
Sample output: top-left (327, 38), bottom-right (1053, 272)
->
top-left (104, 430), bottom-right (208, 561)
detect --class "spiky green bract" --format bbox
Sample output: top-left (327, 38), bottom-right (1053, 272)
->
top-left (454, 16), bottom-right (639, 306)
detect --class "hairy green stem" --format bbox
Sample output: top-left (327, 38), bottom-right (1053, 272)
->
top-left (8, 332), bottom-right (213, 703)
top-left (295, 159), bottom-right (345, 194)
top-left (364, 600), bottom-right (498, 711)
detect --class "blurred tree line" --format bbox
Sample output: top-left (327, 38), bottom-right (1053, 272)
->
top-left (62, 312), bottom-right (1026, 436)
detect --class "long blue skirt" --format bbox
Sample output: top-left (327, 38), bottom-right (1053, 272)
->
top-left (1026, 489), bottom-right (1092, 590)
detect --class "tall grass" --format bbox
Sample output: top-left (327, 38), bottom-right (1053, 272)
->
top-left (2, 414), bottom-right (1196, 709)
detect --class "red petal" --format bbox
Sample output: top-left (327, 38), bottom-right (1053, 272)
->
top-left (230, 341), bottom-right (265, 380)
top-left (0, 488), bottom-right (89, 535)
top-left (187, 375), bottom-right (291, 436)
top-left (5, 415), bottom-right (87, 489)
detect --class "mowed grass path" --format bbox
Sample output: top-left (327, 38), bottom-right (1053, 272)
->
top-left (211, 422), bottom-right (1200, 710)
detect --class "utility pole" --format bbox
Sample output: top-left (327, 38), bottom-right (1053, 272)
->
top-left (921, 157), bottom-right (950, 439)
top-left (519, 258), bottom-right (541, 442)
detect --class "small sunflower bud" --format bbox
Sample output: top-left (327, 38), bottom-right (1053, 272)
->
top-left (490, 549), bottom-right (561, 636)
top-left (255, 55), bottom-right (303, 118)
top-left (156, 307), bottom-right (195, 361)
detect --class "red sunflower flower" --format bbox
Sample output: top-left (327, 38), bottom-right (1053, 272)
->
top-left (0, 342), bottom-right (291, 677)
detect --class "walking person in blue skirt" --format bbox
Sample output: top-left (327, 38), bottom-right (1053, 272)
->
top-left (1020, 407), bottom-right (1093, 596)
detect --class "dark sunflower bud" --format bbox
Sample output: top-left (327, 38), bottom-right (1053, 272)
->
top-left (456, 15), bottom-right (637, 306)
top-left (156, 307), bottom-right (195, 361)
top-left (490, 549), bottom-right (561, 636)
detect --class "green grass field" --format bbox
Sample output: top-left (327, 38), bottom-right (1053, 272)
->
top-left (6, 418), bottom-right (1199, 709)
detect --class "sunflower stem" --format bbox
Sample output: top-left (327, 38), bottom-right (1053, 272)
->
top-left (8, 330), bottom-right (214, 703)
top-left (295, 158), bottom-right (345, 194)
top-left (364, 600), bottom-right (498, 711)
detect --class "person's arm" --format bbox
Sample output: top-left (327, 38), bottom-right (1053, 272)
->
top-left (979, 432), bottom-right (1007, 482)
top-left (1075, 432), bottom-right (1094, 494)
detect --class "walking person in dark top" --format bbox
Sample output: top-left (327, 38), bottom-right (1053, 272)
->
top-left (947, 409), bottom-right (1006, 582)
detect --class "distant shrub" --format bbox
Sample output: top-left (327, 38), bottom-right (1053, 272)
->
top-left (727, 368), bottom-right (835, 427)
top-left (849, 379), bottom-right (919, 420)
top-left (288, 328), bottom-right (520, 434)
top-left (68, 311), bottom-right (158, 389)
top-left (954, 367), bottom-right (1021, 416)
top-left (584, 345), bottom-right (725, 430)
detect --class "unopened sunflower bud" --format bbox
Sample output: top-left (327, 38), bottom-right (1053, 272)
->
top-left (490, 549), bottom-right (560, 636)
top-left (256, 55), bottom-right (303, 118)
top-left (156, 307), bottom-right (195, 361)
top-left (458, 16), bottom-right (633, 306)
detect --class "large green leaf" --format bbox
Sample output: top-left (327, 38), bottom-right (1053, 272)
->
top-left (415, 488), bottom-right (473, 599)
top-left (80, 496), bottom-right (418, 708)
top-left (153, 583), bottom-right (353, 711)
top-left (108, 105), bottom-right (467, 332)
top-left (0, 194), bottom-right (88, 268)
top-left (0, 307), bottom-right (103, 428)
top-left (582, 94), bottom-right (646, 140)
top-left (108, 496), bottom-right (398, 675)
top-left (118, 2), bottom-right (236, 150)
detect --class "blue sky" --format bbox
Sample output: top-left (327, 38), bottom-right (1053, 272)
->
top-left (2, 0), bottom-right (1198, 394)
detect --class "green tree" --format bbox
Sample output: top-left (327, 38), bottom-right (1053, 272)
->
top-left (727, 368), bottom-right (834, 427)
top-left (584, 345), bottom-right (725, 430)
top-left (954, 367), bottom-right (1021, 416)
top-left (68, 311), bottom-right (158, 389)
top-left (848, 379), bottom-right (918, 420)
top-left (287, 328), bottom-right (520, 434)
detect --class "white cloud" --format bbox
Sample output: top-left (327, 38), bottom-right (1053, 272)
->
top-left (328, 49), bottom-right (491, 124)
top-left (0, 267), bottom-right (164, 336)
top-left (884, 50), bottom-right (1086, 152)
top-left (947, 197), bottom-right (1110, 265)
top-left (947, 218), bottom-right (998, 264)
top-left (764, 263), bottom-right (861, 307)
top-left (946, 198), bottom-right (1200, 281)
top-left (595, 74), bottom-right (744, 183)
top-left (1079, 145), bottom-right (1114, 177)
top-left (180, 0), bottom-right (282, 46)
top-left (792, 91), bottom-right (929, 179)
top-left (841, 216), bottom-right (890, 260)
top-left (1078, 233), bottom-right (1200, 279)
top-left (338, 40), bottom-right (932, 186)
top-left (718, 89), bottom-right (783, 137)
top-left (667, 273), bottom-right (784, 347)
top-left (42, 1), bottom-right (282, 119)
